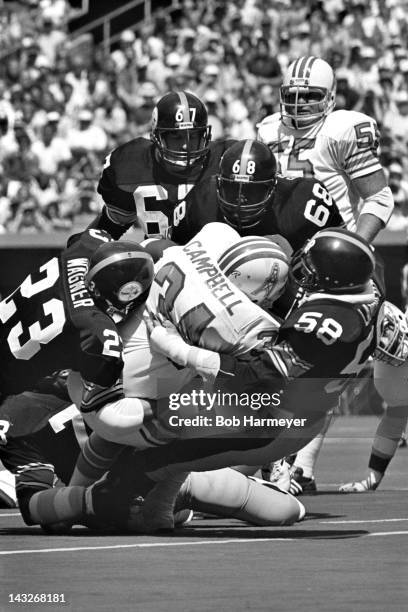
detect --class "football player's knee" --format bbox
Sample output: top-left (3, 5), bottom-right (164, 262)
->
top-left (374, 360), bottom-right (408, 406)
top-left (236, 478), bottom-right (304, 526)
top-left (84, 398), bottom-right (145, 444)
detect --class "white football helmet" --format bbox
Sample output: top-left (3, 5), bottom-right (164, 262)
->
top-left (218, 236), bottom-right (289, 309)
top-left (280, 56), bottom-right (336, 129)
top-left (374, 301), bottom-right (408, 366)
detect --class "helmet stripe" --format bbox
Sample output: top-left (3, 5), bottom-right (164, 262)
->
top-left (221, 250), bottom-right (288, 276)
top-left (219, 238), bottom-right (288, 269)
top-left (177, 91), bottom-right (190, 123)
top-left (303, 56), bottom-right (317, 79)
top-left (87, 252), bottom-right (153, 283)
top-left (315, 230), bottom-right (375, 264)
top-left (219, 239), bottom-right (288, 273)
top-left (296, 56), bottom-right (309, 78)
top-left (218, 237), bottom-right (276, 266)
top-left (291, 56), bottom-right (317, 80)
top-left (239, 139), bottom-right (255, 176)
top-left (291, 57), bottom-right (303, 78)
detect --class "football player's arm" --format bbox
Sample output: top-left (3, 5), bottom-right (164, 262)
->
top-left (146, 315), bottom-right (221, 383)
top-left (214, 342), bottom-right (299, 393)
top-left (94, 155), bottom-right (136, 238)
top-left (87, 207), bottom-right (133, 240)
top-left (343, 117), bottom-right (393, 241)
top-left (353, 169), bottom-right (393, 242)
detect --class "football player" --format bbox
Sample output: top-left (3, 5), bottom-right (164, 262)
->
top-left (96, 227), bottom-right (383, 528)
top-left (257, 56), bottom-right (394, 243)
top-left (171, 139), bottom-right (344, 251)
top-left (339, 302), bottom-right (408, 493)
top-left (90, 91), bottom-right (235, 240)
top-left (0, 230), bottom-right (154, 414)
top-left (257, 57), bottom-right (394, 490)
top-left (0, 375), bottom-right (303, 532)
top-left (69, 222), bottom-right (289, 448)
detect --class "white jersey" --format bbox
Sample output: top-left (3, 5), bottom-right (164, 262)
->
top-left (147, 223), bottom-right (281, 357)
top-left (119, 312), bottom-right (194, 399)
top-left (257, 110), bottom-right (384, 230)
top-left (119, 223), bottom-right (280, 400)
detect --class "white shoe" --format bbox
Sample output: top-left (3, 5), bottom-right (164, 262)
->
top-left (0, 471), bottom-right (17, 508)
top-left (339, 473), bottom-right (381, 493)
top-left (261, 460), bottom-right (291, 492)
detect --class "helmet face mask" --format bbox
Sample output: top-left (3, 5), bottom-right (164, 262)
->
top-left (217, 140), bottom-right (277, 231)
top-left (151, 91), bottom-right (211, 171)
top-left (280, 57), bottom-right (336, 130)
top-left (374, 302), bottom-right (408, 366)
top-left (85, 242), bottom-right (154, 322)
top-left (290, 229), bottom-right (375, 294)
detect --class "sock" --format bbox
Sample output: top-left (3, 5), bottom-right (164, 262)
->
top-left (28, 486), bottom-right (86, 525)
top-left (69, 432), bottom-right (125, 486)
top-left (183, 468), bottom-right (303, 526)
top-left (367, 405), bottom-right (408, 481)
top-left (293, 411), bottom-right (333, 478)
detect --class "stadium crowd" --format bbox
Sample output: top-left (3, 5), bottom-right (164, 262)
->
top-left (1, 0), bottom-right (408, 233)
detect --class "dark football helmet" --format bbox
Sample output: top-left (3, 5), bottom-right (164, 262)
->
top-left (85, 241), bottom-right (154, 320)
top-left (151, 90), bottom-right (211, 170)
top-left (217, 140), bottom-right (277, 231)
top-left (291, 228), bottom-right (375, 293)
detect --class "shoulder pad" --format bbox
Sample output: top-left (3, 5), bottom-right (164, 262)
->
top-left (324, 110), bottom-right (379, 140)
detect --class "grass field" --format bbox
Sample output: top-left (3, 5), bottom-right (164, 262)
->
top-left (1, 415), bottom-right (407, 612)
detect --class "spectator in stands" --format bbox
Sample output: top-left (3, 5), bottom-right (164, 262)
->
top-left (66, 109), bottom-right (108, 157)
top-left (3, 0), bottom-right (408, 233)
top-left (31, 118), bottom-right (72, 177)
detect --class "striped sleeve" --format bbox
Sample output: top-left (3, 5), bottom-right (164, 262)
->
top-left (340, 118), bottom-right (382, 180)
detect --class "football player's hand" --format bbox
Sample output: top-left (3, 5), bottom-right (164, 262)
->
top-left (143, 307), bottom-right (164, 335)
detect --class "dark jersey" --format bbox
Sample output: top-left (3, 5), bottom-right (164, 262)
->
top-left (0, 390), bottom-right (84, 523)
top-left (171, 175), bottom-right (344, 251)
top-left (218, 291), bottom-right (381, 416)
top-left (96, 137), bottom-right (236, 239)
top-left (0, 229), bottom-right (123, 399)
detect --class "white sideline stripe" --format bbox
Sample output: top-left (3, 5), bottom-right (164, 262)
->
top-left (0, 512), bottom-right (20, 517)
top-left (1, 531), bottom-right (408, 555)
top-left (321, 518), bottom-right (408, 524)
top-left (0, 538), bottom-right (294, 555)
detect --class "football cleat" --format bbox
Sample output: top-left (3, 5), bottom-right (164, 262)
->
top-left (289, 467), bottom-right (317, 496)
top-left (339, 473), bottom-right (381, 493)
top-left (0, 470), bottom-right (17, 509)
top-left (398, 432), bottom-right (407, 448)
top-left (261, 460), bottom-right (291, 492)
top-left (174, 508), bottom-right (194, 526)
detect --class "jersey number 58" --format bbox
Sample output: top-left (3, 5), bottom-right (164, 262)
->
top-left (294, 311), bottom-right (343, 345)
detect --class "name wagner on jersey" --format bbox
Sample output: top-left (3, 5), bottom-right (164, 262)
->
top-left (66, 258), bottom-right (93, 308)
